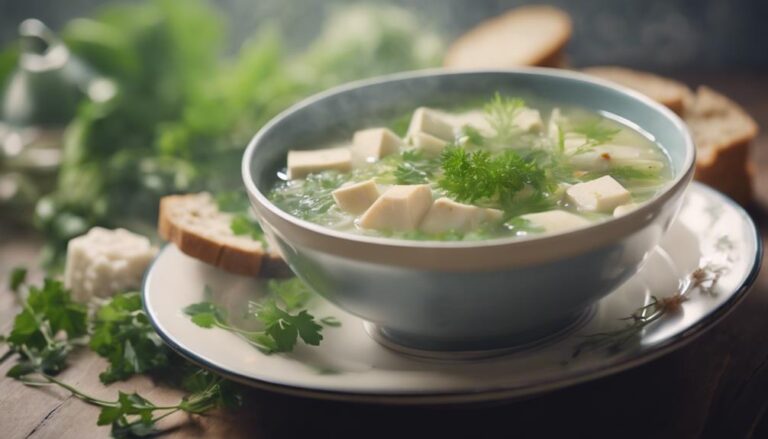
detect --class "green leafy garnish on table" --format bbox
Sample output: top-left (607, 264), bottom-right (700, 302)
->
top-left (184, 278), bottom-right (335, 354)
top-left (90, 292), bottom-right (171, 384)
top-left (8, 266), bottom-right (28, 292)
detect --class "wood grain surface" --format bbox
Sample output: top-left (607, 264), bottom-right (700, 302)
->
top-left (1, 72), bottom-right (767, 439)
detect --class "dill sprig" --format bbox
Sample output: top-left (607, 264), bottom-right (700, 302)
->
top-left (572, 264), bottom-right (726, 358)
top-left (484, 93), bottom-right (525, 142)
top-left (438, 146), bottom-right (547, 206)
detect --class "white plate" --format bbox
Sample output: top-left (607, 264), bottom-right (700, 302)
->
top-left (143, 183), bottom-right (761, 404)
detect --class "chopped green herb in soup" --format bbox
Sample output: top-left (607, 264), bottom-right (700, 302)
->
top-left (268, 94), bottom-right (672, 240)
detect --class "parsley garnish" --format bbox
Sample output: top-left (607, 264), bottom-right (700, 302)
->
top-left (184, 279), bottom-right (336, 354)
top-left (571, 119), bottom-right (620, 153)
top-left (90, 292), bottom-right (171, 384)
top-left (8, 267), bottom-right (27, 292)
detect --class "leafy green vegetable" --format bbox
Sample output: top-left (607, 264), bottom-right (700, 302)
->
top-left (438, 146), bottom-right (547, 207)
top-left (484, 93), bottom-right (525, 142)
top-left (461, 125), bottom-right (486, 147)
top-left (8, 267), bottom-right (27, 292)
top-left (571, 119), bottom-right (621, 153)
top-left (5, 279), bottom-right (87, 376)
top-left (185, 281), bottom-right (333, 354)
top-left (16, 371), bottom-right (241, 439)
top-left (393, 150), bottom-right (439, 185)
top-left (90, 292), bottom-right (171, 384)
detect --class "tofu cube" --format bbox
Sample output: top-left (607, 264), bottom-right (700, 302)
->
top-left (287, 147), bottom-right (352, 180)
top-left (420, 197), bottom-right (503, 234)
top-left (64, 227), bottom-right (158, 302)
top-left (613, 203), bottom-right (639, 217)
top-left (519, 210), bottom-right (591, 234)
top-left (566, 176), bottom-right (632, 213)
top-left (359, 185), bottom-right (433, 231)
top-left (447, 110), bottom-right (494, 136)
top-left (514, 108), bottom-right (544, 132)
top-left (332, 179), bottom-right (380, 214)
top-left (407, 107), bottom-right (456, 141)
top-left (352, 128), bottom-right (403, 161)
top-left (411, 132), bottom-right (448, 156)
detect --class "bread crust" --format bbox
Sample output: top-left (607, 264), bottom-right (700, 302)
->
top-left (444, 5), bottom-right (572, 69)
top-left (158, 194), bottom-right (289, 277)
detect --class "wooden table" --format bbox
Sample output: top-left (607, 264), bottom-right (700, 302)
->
top-left (1, 73), bottom-right (767, 439)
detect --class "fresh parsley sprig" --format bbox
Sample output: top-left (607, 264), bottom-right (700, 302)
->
top-left (484, 93), bottom-right (525, 142)
top-left (184, 279), bottom-right (338, 354)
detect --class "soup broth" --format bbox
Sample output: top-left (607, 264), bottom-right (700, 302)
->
top-left (268, 94), bottom-right (672, 241)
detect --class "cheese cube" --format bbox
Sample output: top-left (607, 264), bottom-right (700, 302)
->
top-left (420, 197), bottom-right (503, 234)
top-left (613, 203), bottom-right (639, 217)
top-left (407, 107), bottom-right (456, 141)
top-left (519, 210), bottom-right (591, 234)
top-left (514, 108), bottom-right (543, 132)
top-left (352, 128), bottom-right (403, 161)
top-left (359, 185), bottom-right (432, 231)
top-left (332, 179), bottom-right (380, 214)
top-left (411, 132), bottom-right (448, 156)
top-left (64, 227), bottom-right (158, 302)
top-left (566, 176), bottom-right (632, 213)
top-left (287, 147), bottom-right (352, 180)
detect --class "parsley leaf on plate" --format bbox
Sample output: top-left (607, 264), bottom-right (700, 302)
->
top-left (8, 267), bottom-right (27, 292)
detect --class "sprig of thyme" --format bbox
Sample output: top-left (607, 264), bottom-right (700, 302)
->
top-left (572, 263), bottom-right (727, 358)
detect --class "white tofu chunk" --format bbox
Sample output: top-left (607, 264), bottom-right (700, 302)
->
top-left (287, 147), bottom-right (352, 180)
top-left (566, 175), bottom-right (632, 213)
top-left (613, 203), bottom-right (639, 217)
top-left (411, 132), bottom-right (448, 156)
top-left (420, 197), bottom-right (503, 234)
top-left (332, 179), bottom-right (380, 214)
top-left (519, 210), bottom-right (591, 234)
top-left (359, 184), bottom-right (433, 231)
top-left (64, 227), bottom-right (158, 302)
top-left (513, 108), bottom-right (543, 132)
top-left (407, 107), bottom-right (456, 141)
top-left (352, 128), bottom-right (403, 161)
top-left (445, 110), bottom-right (495, 136)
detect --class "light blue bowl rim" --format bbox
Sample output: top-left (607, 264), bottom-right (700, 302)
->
top-left (242, 67), bottom-right (696, 250)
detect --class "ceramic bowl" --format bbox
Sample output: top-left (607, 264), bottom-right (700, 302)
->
top-left (242, 68), bottom-right (695, 351)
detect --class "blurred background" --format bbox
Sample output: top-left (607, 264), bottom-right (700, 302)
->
top-left (0, 0), bottom-right (766, 270)
top-left (3, 0), bottom-right (768, 70)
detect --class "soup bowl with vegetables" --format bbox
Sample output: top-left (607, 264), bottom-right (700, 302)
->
top-left (243, 69), bottom-right (694, 352)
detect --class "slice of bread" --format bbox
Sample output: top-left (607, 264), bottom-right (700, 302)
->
top-left (158, 193), bottom-right (289, 277)
top-left (444, 5), bottom-right (572, 69)
top-left (583, 66), bottom-right (691, 115)
top-left (684, 86), bottom-right (759, 205)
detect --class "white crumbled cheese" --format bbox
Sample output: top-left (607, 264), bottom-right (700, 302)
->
top-left (332, 179), bottom-right (380, 214)
top-left (406, 107), bottom-right (456, 141)
top-left (614, 203), bottom-right (640, 217)
top-left (420, 197), bottom-right (502, 234)
top-left (359, 184), bottom-right (432, 231)
top-left (287, 147), bottom-right (352, 179)
top-left (64, 227), bottom-right (158, 302)
top-left (352, 128), bottom-right (403, 161)
top-left (513, 108), bottom-right (544, 132)
top-left (520, 210), bottom-right (591, 234)
top-left (411, 132), bottom-right (448, 156)
top-left (566, 175), bottom-right (632, 213)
